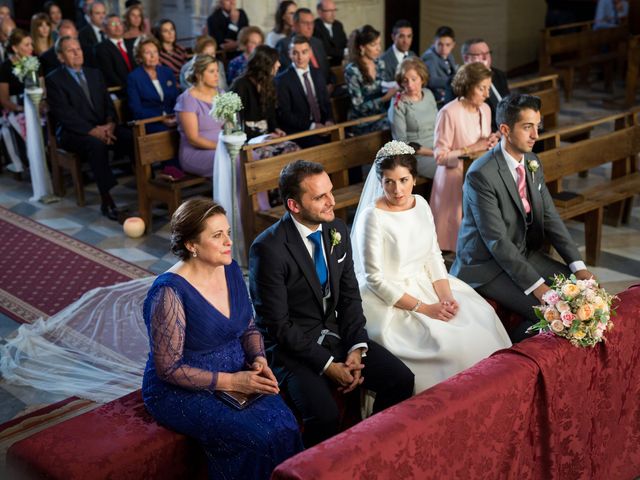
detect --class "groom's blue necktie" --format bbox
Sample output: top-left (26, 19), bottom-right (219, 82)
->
top-left (307, 231), bottom-right (328, 289)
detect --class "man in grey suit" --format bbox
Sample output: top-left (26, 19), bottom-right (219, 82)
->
top-left (451, 94), bottom-right (594, 342)
top-left (380, 19), bottom-right (416, 82)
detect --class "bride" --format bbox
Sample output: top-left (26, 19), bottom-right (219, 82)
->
top-left (351, 140), bottom-right (511, 393)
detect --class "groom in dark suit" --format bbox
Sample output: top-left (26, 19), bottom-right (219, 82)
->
top-left (451, 94), bottom-right (595, 342)
top-left (249, 160), bottom-right (414, 447)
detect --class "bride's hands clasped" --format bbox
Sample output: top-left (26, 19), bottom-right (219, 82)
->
top-left (420, 299), bottom-right (459, 321)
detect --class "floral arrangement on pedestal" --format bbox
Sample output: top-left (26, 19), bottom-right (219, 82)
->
top-left (210, 92), bottom-right (243, 135)
top-left (12, 56), bottom-right (40, 88)
top-left (527, 274), bottom-right (616, 347)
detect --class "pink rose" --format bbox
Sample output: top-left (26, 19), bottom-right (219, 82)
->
top-left (542, 290), bottom-right (560, 305)
top-left (556, 300), bottom-right (570, 313)
top-left (550, 320), bottom-right (564, 333)
top-left (560, 310), bottom-right (575, 327)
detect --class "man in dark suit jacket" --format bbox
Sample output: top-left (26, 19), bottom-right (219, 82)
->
top-left (77, 1), bottom-right (106, 66)
top-left (249, 161), bottom-right (414, 447)
top-left (379, 19), bottom-right (417, 82)
top-left (451, 94), bottom-right (595, 342)
top-left (461, 38), bottom-right (510, 131)
top-left (276, 8), bottom-right (332, 87)
top-left (94, 14), bottom-right (136, 94)
top-left (275, 35), bottom-right (333, 148)
top-left (46, 36), bottom-right (131, 220)
top-left (39, 20), bottom-right (79, 76)
top-left (313, 0), bottom-right (347, 67)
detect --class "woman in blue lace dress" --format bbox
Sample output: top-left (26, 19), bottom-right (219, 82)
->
top-left (142, 199), bottom-right (303, 479)
top-left (344, 25), bottom-right (398, 135)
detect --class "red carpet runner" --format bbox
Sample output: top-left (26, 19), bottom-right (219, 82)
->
top-left (0, 207), bottom-right (150, 323)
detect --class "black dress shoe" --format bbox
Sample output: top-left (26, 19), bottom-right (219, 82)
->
top-left (101, 204), bottom-right (127, 222)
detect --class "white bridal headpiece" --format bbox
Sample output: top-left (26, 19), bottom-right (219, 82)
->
top-left (375, 140), bottom-right (415, 161)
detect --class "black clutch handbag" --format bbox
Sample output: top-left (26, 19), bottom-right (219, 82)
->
top-left (215, 390), bottom-right (264, 410)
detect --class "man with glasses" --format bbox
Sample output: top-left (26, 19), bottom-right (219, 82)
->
top-left (461, 38), bottom-right (509, 131)
top-left (95, 14), bottom-right (137, 95)
top-left (313, 0), bottom-right (347, 67)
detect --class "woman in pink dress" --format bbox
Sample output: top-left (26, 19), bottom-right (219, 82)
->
top-left (429, 62), bottom-right (498, 253)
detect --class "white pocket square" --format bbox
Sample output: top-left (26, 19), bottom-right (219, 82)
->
top-left (538, 183), bottom-right (542, 191)
top-left (337, 253), bottom-right (346, 263)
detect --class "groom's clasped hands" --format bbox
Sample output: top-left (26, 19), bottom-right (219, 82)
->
top-left (326, 349), bottom-right (366, 394)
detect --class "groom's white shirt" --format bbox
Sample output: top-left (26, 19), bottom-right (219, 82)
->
top-left (499, 139), bottom-right (586, 295)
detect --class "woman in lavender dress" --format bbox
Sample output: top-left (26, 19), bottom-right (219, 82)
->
top-left (142, 199), bottom-right (303, 479)
top-left (175, 55), bottom-right (223, 177)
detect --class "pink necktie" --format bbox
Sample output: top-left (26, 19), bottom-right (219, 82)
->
top-left (516, 164), bottom-right (531, 214)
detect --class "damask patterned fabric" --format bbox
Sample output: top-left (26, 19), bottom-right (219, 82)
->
top-left (273, 285), bottom-right (640, 479)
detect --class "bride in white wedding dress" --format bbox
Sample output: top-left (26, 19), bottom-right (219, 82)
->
top-left (352, 141), bottom-right (511, 393)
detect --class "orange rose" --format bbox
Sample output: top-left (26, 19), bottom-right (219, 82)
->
top-left (576, 304), bottom-right (595, 321)
top-left (544, 308), bottom-right (560, 322)
top-left (561, 283), bottom-right (581, 298)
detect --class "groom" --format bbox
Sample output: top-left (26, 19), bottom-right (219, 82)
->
top-left (249, 160), bottom-right (414, 447)
top-left (451, 94), bottom-right (595, 342)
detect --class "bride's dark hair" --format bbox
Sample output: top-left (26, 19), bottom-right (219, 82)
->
top-left (375, 154), bottom-right (417, 180)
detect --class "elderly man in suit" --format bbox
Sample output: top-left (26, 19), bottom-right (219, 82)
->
top-left (77, 0), bottom-right (105, 66)
top-left (276, 8), bottom-right (332, 88)
top-left (313, 0), bottom-right (347, 67)
top-left (462, 38), bottom-right (509, 131)
top-left (451, 94), bottom-right (595, 342)
top-left (46, 36), bottom-right (131, 221)
top-left (249, 160), bottom-right (414, 447)
top-left (94, 14), bottom-right (136, 95)
top-left (275, 35), bottom-right (333, 148)
top-left (380, 19), bottom-right (416, 82)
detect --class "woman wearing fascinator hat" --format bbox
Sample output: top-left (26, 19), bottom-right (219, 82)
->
top-left (350, 141), bottom-right (511, 393)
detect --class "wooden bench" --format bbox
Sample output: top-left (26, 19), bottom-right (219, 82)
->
top-left (625, 34), bottom-right (640, 107)
top-left (240, 114), bottom-right (431, 246)
top-left (539, 21), bottom-right (629, 100)
top-left (132, 115), bottom-right (210, 233)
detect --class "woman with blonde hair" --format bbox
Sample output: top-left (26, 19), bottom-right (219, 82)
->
top-left (388, 57), bottom-right (438, 179)
top-left (30, 13), bottom-right (53, 56)
top-left (429, 62), bottom-right (498, 253)
top-left (179, 35), bottom-right (227, 90)
top-left (174, 54), bottom-right (224, 177)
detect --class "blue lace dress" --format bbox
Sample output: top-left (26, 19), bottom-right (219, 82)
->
top-left (142, 261), bottom-right (303, 479)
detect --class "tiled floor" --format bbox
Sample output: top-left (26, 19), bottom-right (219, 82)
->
top-left (0, 78), bottom-right (639, 425)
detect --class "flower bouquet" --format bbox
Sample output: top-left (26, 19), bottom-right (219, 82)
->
top-left (12, 56), bottom-right (40, 88)
top-left (210, 91), bottom-right (243, 135)
top-left (527, 274), bottom-right (616, 347)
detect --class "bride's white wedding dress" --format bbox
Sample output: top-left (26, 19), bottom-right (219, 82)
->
top-left (353, 194), bottom-right (511, 393)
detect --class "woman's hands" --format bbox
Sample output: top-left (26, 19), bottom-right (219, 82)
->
top-left (419, 299), bottom-right (459, 321)
top-left (218, 356), bottom-right (280, 395)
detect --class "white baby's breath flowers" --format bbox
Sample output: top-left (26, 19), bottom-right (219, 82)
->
top-left (12, 56), bottom-right (40, 83)
top-left (210, 92), bottom-right (243, 122)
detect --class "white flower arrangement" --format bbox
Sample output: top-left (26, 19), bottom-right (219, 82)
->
top-left (375, 140), bottom-right (415, 161)
top-left (210, 92), bottom-right (243, 123)
top-left (12, 56), bottom-right (40, 84)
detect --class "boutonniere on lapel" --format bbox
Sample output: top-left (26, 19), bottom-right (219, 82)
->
top-left (167, 80), bottom-right (173, 87)
top-left (329, 228), bottom-right (341, 255)
top-left (527, 159), bottom-right (539, 181)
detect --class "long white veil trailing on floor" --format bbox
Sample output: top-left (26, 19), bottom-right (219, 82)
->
top-left (0, 277), bottom-right (155, 404)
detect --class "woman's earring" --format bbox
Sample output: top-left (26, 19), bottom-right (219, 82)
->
top-left (192, 250), bottom-right (198, 258)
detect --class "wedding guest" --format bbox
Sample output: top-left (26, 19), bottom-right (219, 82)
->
top-left (388, 57), bottom-right (438, 179)
top-left (0, 29), bottom-right (33, 114)
top-left (75, 0), bottom-right (93, 31)
top-left (344, 25), bottom-right (398, 134)
top-left (127, 36), bottom-right (179, 133)
top-left (39, 20), bottom-right (76, 75)
top-left (429, 62), bottom-right (497, 254)
top-left (207, 0), bottom-right (249, 58)
top-left (380, 19), bottom-right (416, 82)
top-left (594, 0), bottom-right (628, 29)
top-left (77, 0), bottom-right (106, 65)
top-left (313, 0), bottom-right (347, 67)
top-left (0, 16), bottom-right (16, 63)
top-left (462, 38), bottom-right (510, 131)
top-left (266, 0), bottom-right (296, 48)
top-left (175, 55), bottom-right (223, 177)
top-left (0, 4), bottom-right (10, 23)
top-left (94, 14), bottom-right (137, 93)
top-left (142, 198), bottom-right (303, 479)
top-left (122, 3), bottom-right (148, 43)
top-left (421, 26), bottom-right (457, 108)
top-left (152, 19), bottom-right (187, 81)
top-left (350, 141), bottom-right (511, 393)
top-left (180, 35), bottom-right (227, 91)
top-left (43, 1), bottom-right (63, 37)
top-left (226, 25), bottom-right (263, 85)
top-left (30, 13), bottom-right (54, 56)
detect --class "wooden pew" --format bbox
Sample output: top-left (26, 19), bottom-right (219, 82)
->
top-left (538, 21), bottom-right (629, 100)
top-left (132, 116), bottom-right (210, 233)
top-left (625, 35), bottom-right (640, 107)
top-left (509, 74), bottom-right (560, 130)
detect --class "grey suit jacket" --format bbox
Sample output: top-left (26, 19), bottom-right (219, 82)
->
top-left (379, 47), bottom-right (416, 82)
top-left (450, 145), bottom-right (582, 291)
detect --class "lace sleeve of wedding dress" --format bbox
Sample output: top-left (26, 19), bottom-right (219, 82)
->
top-left (149, 286), bottom-right (218, 391)
top-left (240, 319), bottom-right (266, 363)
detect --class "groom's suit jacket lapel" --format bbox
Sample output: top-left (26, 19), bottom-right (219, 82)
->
top-left (282, 213), bottom-right (324, 310)
top-left (494, 146), bottom-right (526, 220)
top-left (323, 226), bottom-right (340, 313)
